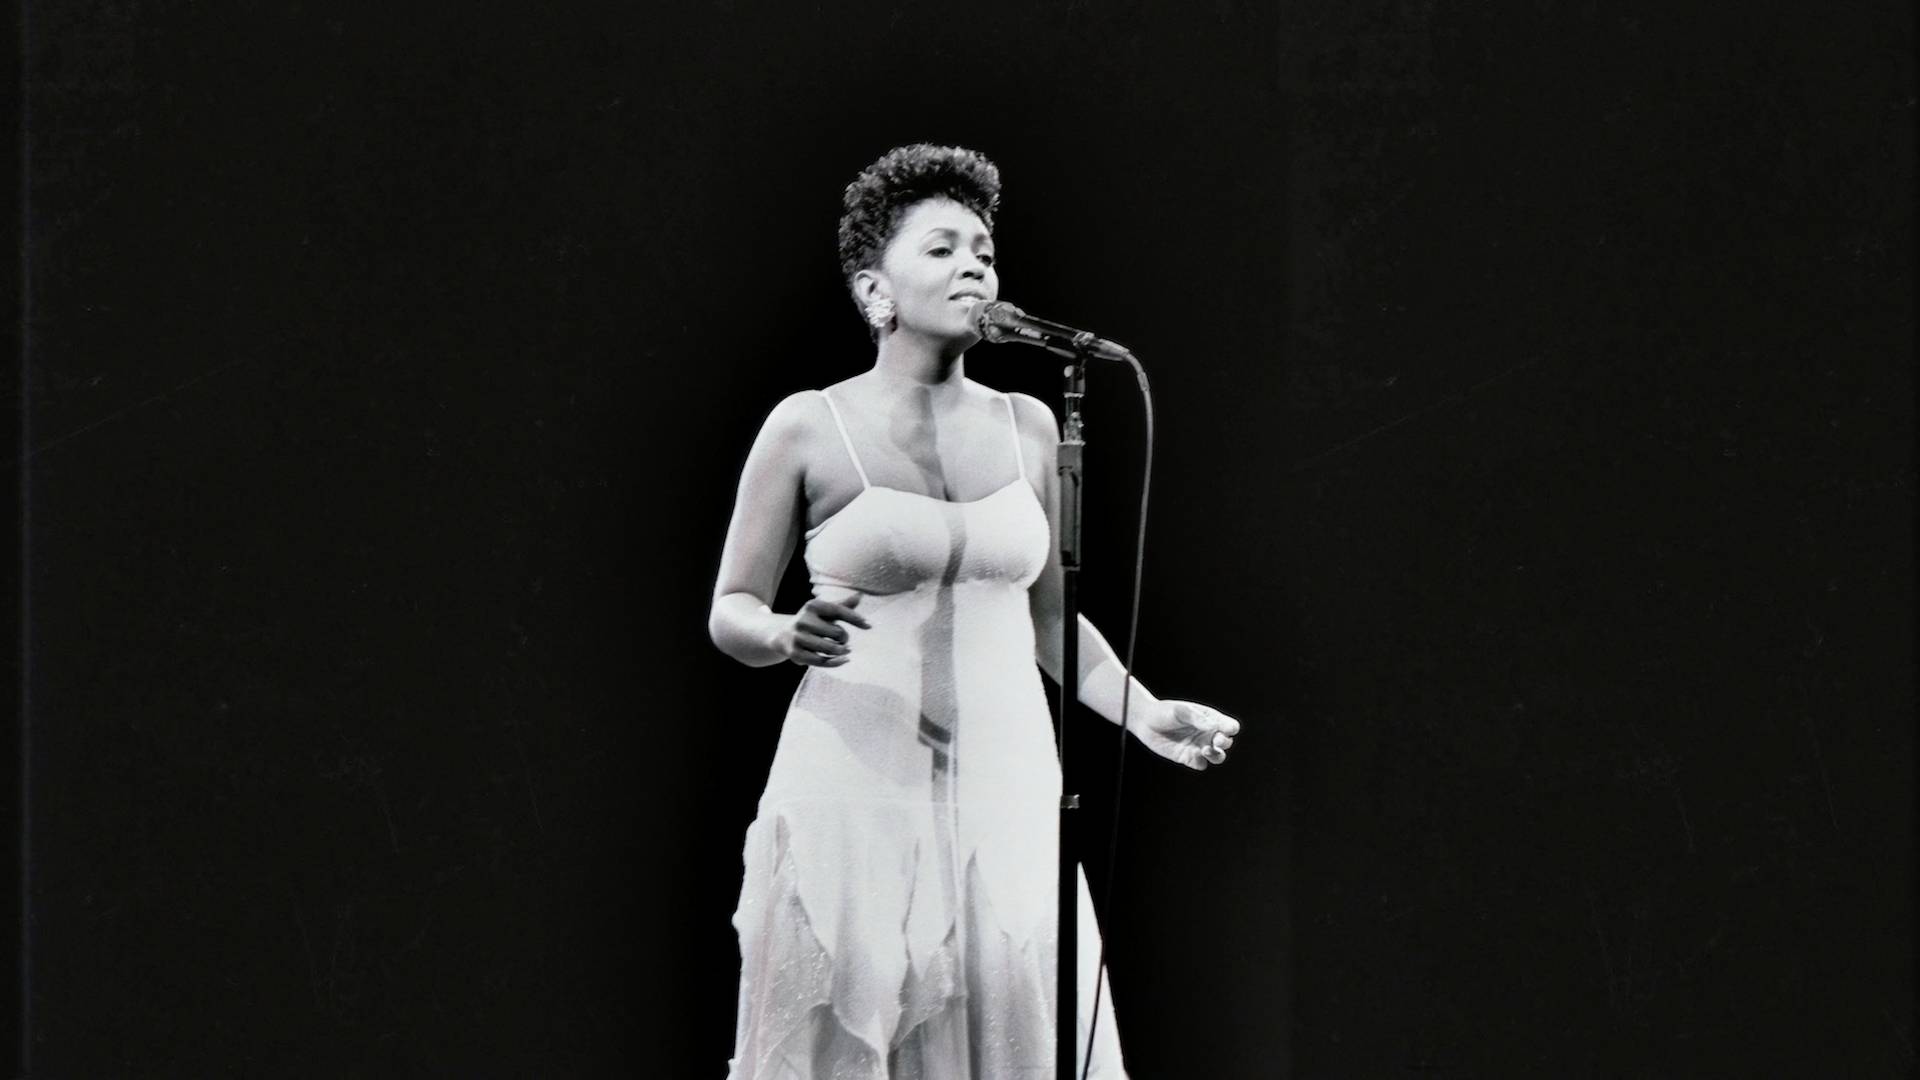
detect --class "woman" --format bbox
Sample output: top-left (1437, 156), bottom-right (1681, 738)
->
top-left (709, 144), bottom-right (1240, 1079)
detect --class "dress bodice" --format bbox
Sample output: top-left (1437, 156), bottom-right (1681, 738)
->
top-left (802, 389), bottom-right (1049, 597)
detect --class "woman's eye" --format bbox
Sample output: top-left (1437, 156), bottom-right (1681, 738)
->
top-left (928, 246), bottom-right (952, 257)
top-left (978, 253), bottom-right (995, 267)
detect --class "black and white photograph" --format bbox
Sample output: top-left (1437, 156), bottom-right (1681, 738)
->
top-left (11, 2), bottom-right (1912, 1076)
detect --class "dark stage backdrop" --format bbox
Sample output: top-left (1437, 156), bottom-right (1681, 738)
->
top-left (16, 1), bottom-right (1910, 1077)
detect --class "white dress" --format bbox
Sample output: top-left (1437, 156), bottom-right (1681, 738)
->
top-left (727, 388), bottom-right (1128, 1079)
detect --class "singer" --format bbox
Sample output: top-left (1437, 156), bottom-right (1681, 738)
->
top-left (709, 144), bottom-right (1242, 1079)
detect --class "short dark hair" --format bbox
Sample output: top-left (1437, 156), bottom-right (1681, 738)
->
top-left (836, 144), bottom-right (1002, 291)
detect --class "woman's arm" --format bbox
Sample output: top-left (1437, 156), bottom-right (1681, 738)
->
top-left (709, 393), bottom-right (868, 668)
top-left (1014, 392), bottom-right (1238, 769)
top-left (1016, 393), bottom-right (1157, 720)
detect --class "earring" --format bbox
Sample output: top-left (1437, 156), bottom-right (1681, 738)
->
top-left (864, 297), bottom-right (895, 329)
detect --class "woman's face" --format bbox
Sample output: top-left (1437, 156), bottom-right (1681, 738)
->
top-left (871, 197), bottom-right (998, 340)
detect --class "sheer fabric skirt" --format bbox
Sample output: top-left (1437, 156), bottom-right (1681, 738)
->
top-left (727, 802), bottom-right (1127, 1080)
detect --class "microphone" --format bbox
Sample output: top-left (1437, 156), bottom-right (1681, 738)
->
top-left (969, 301), bottom-right (1134, 362)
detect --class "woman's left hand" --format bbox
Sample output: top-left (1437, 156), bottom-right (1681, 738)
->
top-left (1135, 699), bottom-right (1240, 771)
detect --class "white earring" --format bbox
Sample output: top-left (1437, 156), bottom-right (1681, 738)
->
top-left (864, 297), bottom-right (895, 329)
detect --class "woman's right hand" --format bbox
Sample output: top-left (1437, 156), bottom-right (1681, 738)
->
top-left (771, 594), bottom-right (872, 667)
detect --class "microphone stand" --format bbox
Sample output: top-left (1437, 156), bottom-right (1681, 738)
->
top-left (1055, 351), bottom-right (1087, 1080)
top-left (977, 305), bottom-right (1127, 1079)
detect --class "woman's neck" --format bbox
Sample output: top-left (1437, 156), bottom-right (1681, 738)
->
top-left (868, 333), bottom-right (968, 407)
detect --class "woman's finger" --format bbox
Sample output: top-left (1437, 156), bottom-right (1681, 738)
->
top-left (1196, 706), bottom-right (1239, 736)
top-left (813, 601), bottom-right (872, 630)
top-left (813, 634), bottom-right (850, 653)
top-left (798, 634), bottom-right (848, 655)
top-left (800, 619), bottom-right (851, 644)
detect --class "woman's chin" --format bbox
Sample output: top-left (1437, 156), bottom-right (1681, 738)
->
top-left (946, 328), bottom-right (985, 353)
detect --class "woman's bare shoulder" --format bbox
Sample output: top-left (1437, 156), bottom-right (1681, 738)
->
top-left (1005, 391), bottom-right (1061, 443)
top-left (751, 389), bottom-right (833, 453)
top-left (770, 387), bottom-right (838, 424)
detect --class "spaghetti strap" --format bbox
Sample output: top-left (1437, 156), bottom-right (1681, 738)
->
top-left (1002, 393), bottom-right (1028, 482)
top-left (817, 389), bottom-right (872, 490)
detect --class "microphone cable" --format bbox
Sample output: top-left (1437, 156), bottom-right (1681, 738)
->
top-left (1081, 351), bottom-right (1152, 1080)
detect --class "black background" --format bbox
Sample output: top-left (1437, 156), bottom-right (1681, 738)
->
top-left (14, 1), bottom-right (1912, 1076)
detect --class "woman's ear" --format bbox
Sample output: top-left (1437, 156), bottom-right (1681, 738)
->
top-left (852, 268), bottom-right (888, 307)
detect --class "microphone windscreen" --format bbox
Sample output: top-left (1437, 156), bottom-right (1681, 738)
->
top-left (972, 300), bottom-right (1021, 336)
